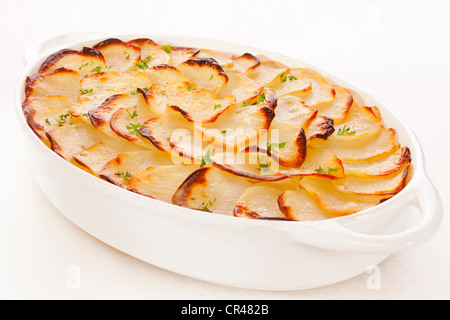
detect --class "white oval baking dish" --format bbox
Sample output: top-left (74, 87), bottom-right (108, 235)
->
top-left (16, 32), bottom-right (443, 290)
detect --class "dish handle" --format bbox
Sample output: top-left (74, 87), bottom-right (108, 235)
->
top-left (278, 171), bottom-right (442, 254)
top-left (23, 31), bottom-right (111, 66)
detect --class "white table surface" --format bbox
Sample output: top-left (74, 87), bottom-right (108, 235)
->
top-left (1, 0), bottom-right (449, 300)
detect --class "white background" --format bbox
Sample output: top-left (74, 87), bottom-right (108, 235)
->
top-left (1, 0), bottom-right (449, 299)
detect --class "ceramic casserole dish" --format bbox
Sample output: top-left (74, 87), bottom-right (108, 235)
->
top-left (15, 32), bottom-right (443, 290)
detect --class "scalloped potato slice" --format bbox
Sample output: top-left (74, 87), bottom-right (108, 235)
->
top-left (310, 126), bottom-right (398, 162)
top-left (279, 147), bottom-right (344, 179)
top-left (300, 176), bottom-right (388, 216)
top-left (333, 163), bottom-right (410, 196)
top-left (25, 68), bottom-right (81, 103)
top-left (22, 95), bottom-right (72, 116)
top-left (27, 108), bottom-right (82, 140)
top-left (278, 189), bottom-right (335, 221)
top-left (305, 114), bottom-right (335, 140)
top-left (169, 46), bottom-right (200, 65)
top-left (329, 105), bottom-right (381, 140)
top-left (172, 167), bottom-right (252, 215)
top-left (93, 38), bottom-right (141, 72)
top-left (143, 64), bottom-right (189, 85)
top-left (99, 150), bottom-right (174, 187)
top-left (293, 69), bottom-right (336, 107)
top-left (218, 69), bottom-right (264, 103)
top-left (38, 47), bottom-right (106, 78)
top-left (139, 109), bottom-right (194, 153)
top-left (315, 85), bottom-right (353, 124)
top-left (73, 138), bottom-right (144, 175)
top-left (273, 95), bottom-right (317, 127)
top-left (177, 58), bottom-right (228, 94)
top-left (234, 186), bottom-right (286, 219)
top-left (196, 49), bottom-right (233, 68)
top-left (46, 123), bottom-right (109, 161)
top-left (231, 53), bottom-right (260, 73)
top-left (80, 71), bottom-right (151, 93)
top-left (127, 38), bottom-right (171, 67)
top-left (266, 68), bottom-right (312, 98)
top-left (71, 89), bottom-right (120, 119)
top-left (247, 60), bottom-right (289, 86)
top-left (343, 146), bottom-right (411, 177)
top-left (127, 164), bottom-right (199, 203)
top-left (167, 88), bottom-right (236, 123)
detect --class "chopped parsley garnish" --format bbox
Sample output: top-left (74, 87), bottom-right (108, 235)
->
top-left (80, 88), bottom-right (93, 95)
top-left (57, 111), bottom-right (72, 127)
top-left (142, 86), bottom-right (151, 91)
top-left (127, 110), bottom-right (138, 119)
top-left (288, 74), bottom-right (297, 81)
top-left (187, 85), bottom-right (196, 91)
top-left (199, 196), bottom-right (216, 212)
top-left (126, 123), bottom-right (144, 136)
top-left (82, 113), bottom-right (89, 118)
top-left (200, 149), bottom-right (213, 168)
top-left (161, 90), bottom-right (166, 95)
top-left (280, 70), bottom-right (297, 82)
top-left (267, 141), bottom-right (287, 153)
top-left (45, 118), bottom-right (51, 126)
top-left (258, 92), bottom-right (266, 103)
top-left (131, 90), bottom-right (139, 95)
top-left (126, 54), bottom-right (130, 60)
top-left (91, 66), bottom-right (102, 73)
top-left (220, 130), bottom-right (227, 134)
top-left (79, 152), bottom-right (88, 157)
top-left (135, 56), bottom-right (153, 70)
top-left (114, 171), bottom-right (132, 182)
top-left (213, 104), bottom-right (222, 110)
top-left (162, 45), bottom-right (172, 53)
top-left (79, 62), bottom-right (89, 70)
top-left (314, 166), bottom-right (339, 175)
top-left (209, 75), bottom-right (214, 80)
top-left (257, 162), bottom-right (271, 172)
top-left (337, 125), bottom-right (356, 136)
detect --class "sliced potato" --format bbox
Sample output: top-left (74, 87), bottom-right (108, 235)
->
top-left (310, 126), bottom-right (398, 162)
top-left (333, 163), bottom-right (410, 196)
top-left (247, 59), bottom-right (289, 86)
top-left (218, 69), bottom-right (263, 103)
top-left (278, 189), bottom-right (335, 221)
top-left (22, 95), bottom-right (72, 116)
top-left (93, 38), bottom-right (141, 72)
top-left (25, 68), bottom-right (81, 103)
top-left (127, 164), bottom-right (199, 203)
top-left (231, 53), bottom-right (260, 73)
top-left (80, 71), bottom-right (151, 93)
top-left (99, 149), bottom-right (174, 187)
top-left (38, 47), bottom-right (106, 78)
top-left (343, 146), bottom-right (411, 177)
top-left (73, 138), bottom-right (143, 175)
top-left (169, 46), bottom-right (200, 65)
top-left (177, 58), bottom-right (228, 94)
top-left (300, 176), bottom-right (388, 216)
top-left (167, 88), bottom-right (236, 123)
top-left (127, 38), bottom-right (171, 67)
top-left (46, 123), bottom-right (108, 161)
top-left (27, 108), bottom-right (80, 140)
top-left (315, 85), bottom-right (353, 124)
top-left (304, 114), bottom-right (335, 140)
top-left (293, 69), bottom-right (336, 107)
top-left (71, 89), bottom-right (120, 119)
top-left (172, 167), bottom-right (252, 215)
top-left (266, 68), bottom-right (312, 98)
top-left (329, 105), bottom-right (381, 140)
top-left (273, 95), bottom-right (317, 127)
top-left (234, 186), bottom-right (287, 219)
top-left (196, 49), bottom-right (233, 68)
top-left (279, 146), bottom-right (344, 179)
top-left (143, 64), bottom-right (189, 85)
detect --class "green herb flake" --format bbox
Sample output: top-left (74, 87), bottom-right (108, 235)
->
top-left (135, 56), bottom-right (153, 70)
top-left (267, 141), bottom-right (287, 153)
top-left (114, 171), bottom-right (132, 182)
top-left (80, 88), bottom-right (94, 95)
top-left (91, 66), bottom-right (102, 73)
top-left (187, 85), bottom-right (196, 91)
top-left (200, 149), bottom-right (213, 168)
top-left (45, 118), bottom-right (51, 126)
top-left (131, 90), bottom-right (139, 95)
top-left (126, 123), bottom-right (144, 136)
top-left (280, 70), bottom-right (287, 82)
top-left (57, 111), bottom-right (72, 127)
top-left (199, 196), bottom-right (217, 212)
top-left (314, 166), bottom-right (340, 175)
top-left (79, 62), bottom-right (89, 70)
top-left (337, 125), bottom-right (356, 136)
top-left (127, 110), bottom-right (138, 119)
top-left (162, 45), bottom-right (172, 54)
top-left (213, 104), bottom-right (222, 110)
top-left (209, 75), bottom-right (214, 80)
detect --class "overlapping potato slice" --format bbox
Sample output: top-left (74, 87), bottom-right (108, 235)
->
top-left (176, 58), bottom-right (228, 94)
top-left (300, 176), bottom-right (388, 216)
top-left (266, 68), bottom-right (312, 98)
top-left (329, 105), bottom-right (381, 140)
top-left (304, 114), bottom-right (335, 140)
top-left (140, 108), bottom-right (194, 153)
top-left (26, 107), bottom-right (81, 140)
top-left (231, 53), bottom-right (260, 73)
top-left (38, 47), bottom-right (106, 78)
top-left (196, 49), bottom-right (234, 68)
top-left (80, 71), bottom-right (151, 93)
top-left (314, 85), bottom-right (353, 124)
top-left (93, 38), bottom-right (141, 72)
top-left (333, 162), bottom-right (410, 196)
top-left (247, 59), bottom-right (289, 86)
top-left (218, 69), bottom-right (263, 103)
top-left (22, 95), bottom-right (72, 116)
top-left (169, 46), bottom-right (200, 65)
top-left (310, 126), bottom-right (398, 162)
top-left (172, 167), bottom-right (252, 215)
top-left (198, 90), bottom-right (275, 149)
top-left (25, 68), bottom-right (81, 103)
top-left (279, 146), bottom-right (344, 179)
top-left (273, 95), bottom-right (317, 126)
top-left (233, 185), bottom-right (287, 219)
top-left (143, 64), bottom-right (189, 85)
top-left (99, 150), bottom-right (174, 187)
top-left (73, 138), bottom-right (144, 175)
top-left (278, 189), bottom-right (335, 221)
top-left (343, 146), bottom-right (411, 177)
top-left (127, 38), bottom-right (171, 67)
top-left (293, 69), bottom-right (336, 108)
top-left (71, 89), bottom-right (119, 119)
top-left (46, 123), bottom-right (108, 161)
top-left (167, 88), bottom-right (236, 123)
top-left (128, 164), bottom-right (199, 203)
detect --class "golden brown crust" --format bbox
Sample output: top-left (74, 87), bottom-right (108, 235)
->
top-left (172, 168), bottom-right (210, 207)
top-left (38, 47), bottom-right (105, 74)
top-left (25, 67), bottom-right (78, 97)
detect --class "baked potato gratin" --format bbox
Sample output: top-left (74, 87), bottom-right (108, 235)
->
top-left (22, 37), bottom-right (411, 221)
